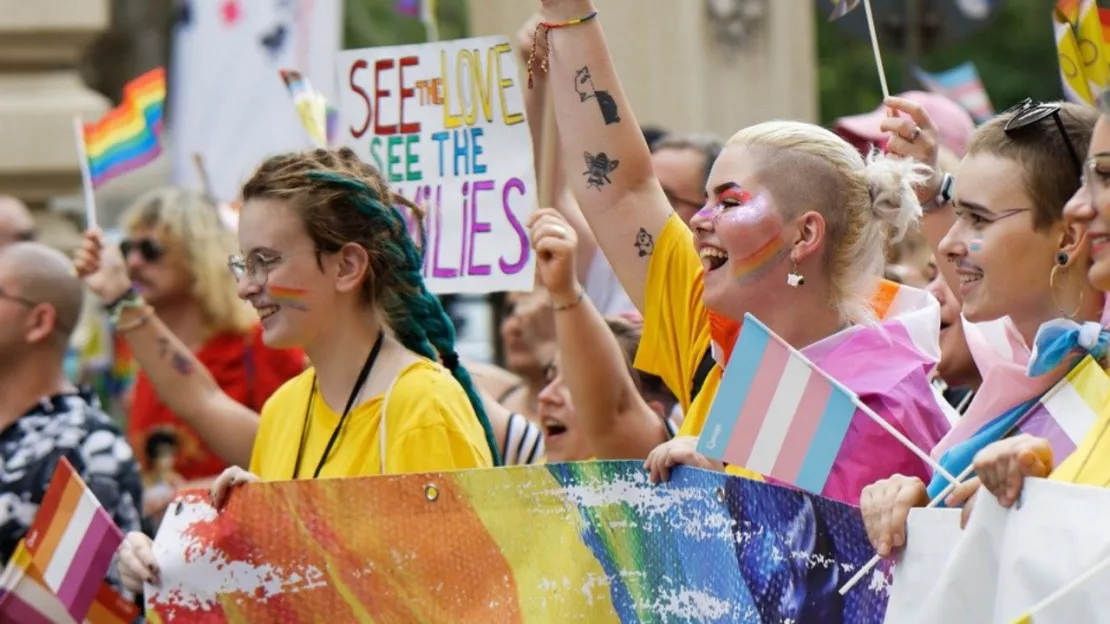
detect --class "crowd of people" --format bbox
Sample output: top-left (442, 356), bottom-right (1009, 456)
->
top-left (1, 0), bottom-right (1108, 616)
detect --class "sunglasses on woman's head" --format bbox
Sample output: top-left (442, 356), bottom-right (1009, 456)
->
top-left (1003, 98), bottom-right (1082, 174)
top-left (120, 238), bottom-right (165, 263)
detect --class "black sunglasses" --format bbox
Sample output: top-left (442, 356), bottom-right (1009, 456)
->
top-left (1003, 98), bottom-right (1082, 174)
top-left (120, 238), bottom-right (165, 263)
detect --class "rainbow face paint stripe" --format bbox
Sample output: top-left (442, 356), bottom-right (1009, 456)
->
top-left (731, 236), bottom-right (788, 282)
top-left (267, 285), bottom-right (310, 310)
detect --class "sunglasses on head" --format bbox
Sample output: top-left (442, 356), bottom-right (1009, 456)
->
top-left (120, 238), bottom-right (165, 263)
top-left (1003, 98), bottom-right (1082, 174)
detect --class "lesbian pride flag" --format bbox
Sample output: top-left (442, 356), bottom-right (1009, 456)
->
top-left (0, 540), bottom-right (136, 624)
top-left (19, 458), bottom-right (124, 622)
top-left (698, 314), bottom-right (860, 494)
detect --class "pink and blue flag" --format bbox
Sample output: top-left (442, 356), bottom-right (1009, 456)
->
top-left (914, 62), bottom-right (994, 123)
top-left (698, 314), bottom-right (861, 494)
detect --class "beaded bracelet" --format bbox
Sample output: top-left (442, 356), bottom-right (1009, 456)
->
top-left (106, 288), bottom-right (145, 326)
top-left (115, 306), bottom-right (153, 333)
top-left (527, 10), bottom-right (599, 89)
top-left (552, 289), bottom-right (585, 312)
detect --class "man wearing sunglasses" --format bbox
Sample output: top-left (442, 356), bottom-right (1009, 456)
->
top-left (0, 242), bottom-right (142, 581)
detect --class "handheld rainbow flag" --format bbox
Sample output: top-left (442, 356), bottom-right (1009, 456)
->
top-left (914, 62), bottom-right (995, 122)
top-left (17, 458), bottom-right (126, 622)
top-left (698, 313), bottom-right (947, 495)
top-left (1054, 0), bottom-right (1110, 105)
top-left (278, 69), bottom-right (329, 148)
top-left (81, 67), bottom-right (166, 189)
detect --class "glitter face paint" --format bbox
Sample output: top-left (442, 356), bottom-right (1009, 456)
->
top-left (712, 190), bottom-right (789, 284)
top-left (267, 285), bottom-right (310, 310)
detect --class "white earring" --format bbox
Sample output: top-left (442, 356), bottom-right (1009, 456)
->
top-left (787, 262), bottom-right (804, 288)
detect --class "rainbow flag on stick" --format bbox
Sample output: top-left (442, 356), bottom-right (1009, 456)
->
top-left (698, 313), bottom-right (952, 495)
top-left (9, 458), bottom-right (127, 622)
top-left (81, 67), bottom-right (166, 188)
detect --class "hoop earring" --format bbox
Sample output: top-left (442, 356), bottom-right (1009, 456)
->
top-left (787, 261), bottom-right (805, 288)
top-left (1050, 264), bottom-right (1083, 319)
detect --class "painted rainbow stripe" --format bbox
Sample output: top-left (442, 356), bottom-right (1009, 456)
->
top-left (268, 285), bottom-right (310, 308)
top-left (731, 236), bottom-right (786, 282)
top-left (83, 67), bottom-right (165, 188)
top-left (968, 239), bottom-right (984, 253)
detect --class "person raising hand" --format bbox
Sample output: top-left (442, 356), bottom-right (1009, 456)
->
top-left (529, 208), bottom-right (676, 460)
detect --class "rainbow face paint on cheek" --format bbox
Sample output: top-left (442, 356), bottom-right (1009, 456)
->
top-left (716, 194), bottom-right (789, 283)
top-left (267, 285), bottom-right (310, 310)
top-left (968, 239), bottom-right (985, 253)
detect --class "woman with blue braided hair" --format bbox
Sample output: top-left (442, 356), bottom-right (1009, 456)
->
top-left (207, 146), bottom-right (498, 497)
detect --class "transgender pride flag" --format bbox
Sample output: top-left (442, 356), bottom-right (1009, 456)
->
top-left (699, 313), bottom-right (941, 495)
top-left (914, 62), bottom-right (994, 123)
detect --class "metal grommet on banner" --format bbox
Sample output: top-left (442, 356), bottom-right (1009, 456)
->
top-left (424, 483), bottom-right (440, 502)
top-left (715, 487), bottom-right (726, 503)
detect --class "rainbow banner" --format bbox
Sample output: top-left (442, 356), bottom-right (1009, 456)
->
top-left (147, 462), bottom-right (888, 622)
top-left (82, 67), bottom-right (166, 188)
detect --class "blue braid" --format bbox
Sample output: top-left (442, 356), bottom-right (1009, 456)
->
top-left (305, 171), bottom-right (503, 466)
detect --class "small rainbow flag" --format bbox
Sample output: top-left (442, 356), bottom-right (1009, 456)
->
top-left (698, 313), bottom-right (859, 494)
top-left (19, 458), bottom-right (125, 622)
top-left (81, 67), bottom-right (166, 188)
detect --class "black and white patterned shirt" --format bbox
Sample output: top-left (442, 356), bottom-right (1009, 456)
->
top-left (0, 391), bottom-right (143, 582)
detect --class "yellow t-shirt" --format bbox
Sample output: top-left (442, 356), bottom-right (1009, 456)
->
top-left (633, 214), bottom-right (759, 480)
top-left (250, 360), bottom-right (493, 480)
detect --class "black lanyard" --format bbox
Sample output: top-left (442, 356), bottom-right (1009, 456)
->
top-left (292, 330), bottom-right (385, 479)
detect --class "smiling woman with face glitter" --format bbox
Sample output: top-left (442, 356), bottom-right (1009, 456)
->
top-left (533, 0), bottom-right (951, 506)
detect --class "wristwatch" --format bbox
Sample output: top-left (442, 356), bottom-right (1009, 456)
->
top-left (921, 173), bottom-right (954, 214)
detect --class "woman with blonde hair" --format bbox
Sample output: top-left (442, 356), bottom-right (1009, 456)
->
top-left (97, 188), bottom-right (305, 514)
top-left (532, 0), bottom-right (949, 505)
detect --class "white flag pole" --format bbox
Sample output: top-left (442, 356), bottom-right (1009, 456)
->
top-left (863, 0), bottom-right (890, 99)
top-left (72, 116), bottom-right (98, 230)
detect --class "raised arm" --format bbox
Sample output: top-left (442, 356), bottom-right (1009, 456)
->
top-left (530, 209), bottom-right (668, 458)
top-left (882, 97), bottom-right (962, 302)
top-left (535, 1), bottom-right (674, 311)
top-left (74, 231), bottom-right (259, 467)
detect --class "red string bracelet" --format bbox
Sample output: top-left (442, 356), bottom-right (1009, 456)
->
top-left (527, 10), bottom-right (599, 89)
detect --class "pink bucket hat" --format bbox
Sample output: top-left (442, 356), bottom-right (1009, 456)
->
top-left (833, 91), bottom-right (976, 157)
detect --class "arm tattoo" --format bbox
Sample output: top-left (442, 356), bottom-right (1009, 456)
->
top-left (634, 228), bottom-right (655, 257)
top-left (574, 66), bottom-right (621, 125)
top-left (583, 151), bottom-right (620, 190)
top-left (157, 337), bottom-right (194, 375)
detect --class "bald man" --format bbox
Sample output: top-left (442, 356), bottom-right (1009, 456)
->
top-left (0, 196), bottom-right (35, 246)
top-left (0, 243), bottom-right (142, 580)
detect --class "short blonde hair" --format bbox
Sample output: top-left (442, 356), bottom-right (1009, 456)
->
top-left (120, 187), bottom-right (254, 334)
top-left (727, 121), bottom-right (930, 323)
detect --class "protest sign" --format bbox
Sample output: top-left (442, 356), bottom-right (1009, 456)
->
top-left (146, 461), bottom-right (888, 623)
top-left (336, 36), bottom-right (537, 294)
